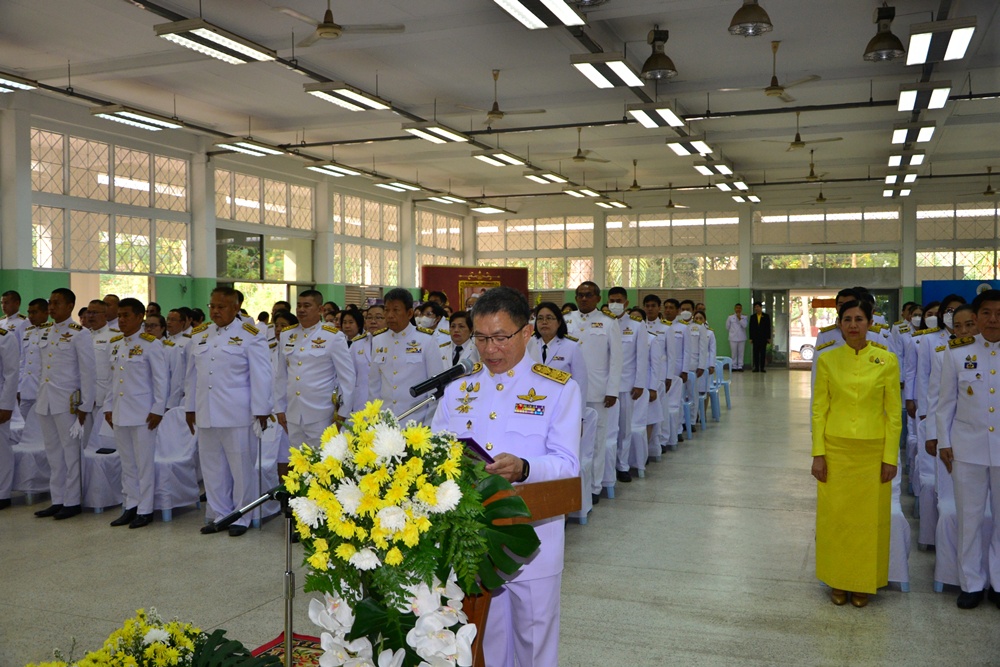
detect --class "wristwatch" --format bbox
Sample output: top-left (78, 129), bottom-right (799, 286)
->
top-left (517, 458), bottom-right (530, 483)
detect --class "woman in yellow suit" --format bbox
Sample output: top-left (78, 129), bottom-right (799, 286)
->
top-left (811, 298), bottom-right (901, 607)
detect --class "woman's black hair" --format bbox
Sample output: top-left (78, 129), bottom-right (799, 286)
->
top-left (837, 299), bottom-right (873, 322)
top-left (341, 309), bottom-right (365, 338)
top-left (921, 300), bottom-right (941, 330)
top-left (533, 302), bottom-right (568, 339)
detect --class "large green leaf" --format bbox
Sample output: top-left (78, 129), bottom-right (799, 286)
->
top-left (192, 629), bottom-right (282, 667)
top-left (473, 474), bottom-right (541, 593)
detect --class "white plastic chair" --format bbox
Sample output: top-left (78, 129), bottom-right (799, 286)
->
top-left (153, 407), bottom-right (201, 521)
top-left (12, 405), bottom-right (49, 503)
top-left (81, 416), bottom-right (123, 512)
top-left (888, 473), bottom-right (911, 591)
top-left (915, 445), bottom-right (938, 547)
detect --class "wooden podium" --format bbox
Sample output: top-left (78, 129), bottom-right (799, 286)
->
top-left (461, 476), bottom-right (581, 667)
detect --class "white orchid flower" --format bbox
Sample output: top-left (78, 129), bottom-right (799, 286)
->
top-left (377, 648), bottom-right (406, 667)
top-left (319, 632), bottom-right (352, 667)
top-left (405, 581), bottom-right (442, 616)
top-left (408, 612), bottom-right (458, 660)
top-left (455, 623), bottom-right (478, 666)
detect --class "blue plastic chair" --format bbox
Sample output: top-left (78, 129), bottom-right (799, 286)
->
top-left (707, 374), bottom-right (721, 422)
top-left (716, 356), bottom-right (732, 409)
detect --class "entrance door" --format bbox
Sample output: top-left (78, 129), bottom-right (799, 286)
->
top-left (752, 290), bottom-right (789, 368)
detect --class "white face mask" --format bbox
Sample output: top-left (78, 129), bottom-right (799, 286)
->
top-left (607, 303), bottom-right (625, 316)
top-left (678, 310), bottom-right (693, 322)
top-left (924, 315), bottom-right (938, 330)
top-left (909, 315), bottom-right (922, 328)
top-left (415, 316), bottom-right (435, 329)
top-left (942, 311), bottom-right (954, 330)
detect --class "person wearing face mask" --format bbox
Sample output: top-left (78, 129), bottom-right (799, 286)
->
top-left (747, 302), bottom-right (772, 373)
top-left (641, 295), bottom-right (668, 459)
top-left (604, 287), bottom-right (649, 487)
top-left (679, 300), bottom-right (709, 418)
top-left (416, 301), bottom-right (450, 348)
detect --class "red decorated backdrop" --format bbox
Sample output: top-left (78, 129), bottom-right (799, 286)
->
top-left (419, 266), bottom-right (529, 310)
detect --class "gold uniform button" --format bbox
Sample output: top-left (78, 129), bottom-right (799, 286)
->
top-left (295, 376), bottom-right (300, 381)
top-left (119, 392), bottom-right (123, 396)
top-left (992, 388), bottom-right (997, 394)
top-left (991, 426), bottom-right (996, 432)
top-left (119, 379), bottom-right (123, 383)
top-left (486, 442), bottom-right (493, 451)
top-left (393, 355), bottom-right (397, 360)
top-left (490, 412), bottom-right (497, 420)
top-left (990, 407), bottom-right (995, 413)
top-left (297, 361), bottom-right (302, 366)
top-left (993, 370), bottom-right (997, 375)
top-left (507, 370), bottom-right (515, 377)
top-left (296, 391), bottom-right (301, 396)
top-left (497, 384), bottom-right (504, 391)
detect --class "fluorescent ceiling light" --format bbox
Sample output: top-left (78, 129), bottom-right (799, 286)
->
top-left (596, 199), bottom-right (629, 209)
top-left (891, 121), bottom-right (935, 145)
top-left (524, 169), bottom-right (568, 184)
top-left (907, 17), bottom-right (976, 65)
top-left (564, 186), bottom-right (600, 198)
top-left (732, 194), bottom-right (747, 203)
top-left (470, 202), bottom-right (510, 214)
top-left (883, 188), bottom-right (912, 198)
top-left (428, 194), bottom-right (467, 204)
top-left (90, 105), bottom-right (183, 131)
top-left (732, 179), bottom-right (749, 191)
top-left (627, 102), bottom-right (684, 129)
top-left (155, 18), bottom-right (276, 64)
top-left (0, 71), bottom-right (38, 92)
top-left (667, 136), bottom-right (713, 156)
top-left (214, 137), bottom-right (285, 157)
top-left (403, 121), bottom-right (469, 144)
top-left (306, 161), bottom-right (362, 177)
top-left (888, 150), bottom-right (925, 167)
top-left (303, 82), bottom-right (390, 111)
top-left (897, 81), bottom-right (951, 111)
top-left (748, 194), bottom-right (761, 203)
top-left (571, 52), bottom-right (644, 88)
top-left (472, 149), bottom-right (525, 166)
top-left (491, 0), bottom-right (584, 30)
top-left (563, 188), bottom-right (586, 198)
top-left (375, 179), bottom-right (421, 193)
top-left (694, 161), bottom-right (733, 176)
top-left (715, 181), bottom-right (733, 192)
top-left (524, 173), bottom-right (549, 184)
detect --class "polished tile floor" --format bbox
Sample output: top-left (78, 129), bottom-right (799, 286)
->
top-left (3, 370), bottom-right (999, 666)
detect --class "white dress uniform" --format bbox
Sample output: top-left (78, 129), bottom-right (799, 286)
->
top-left (725, 313), bottom-right (748, 370)
top-left (659, 318), bottom-right (687, 447)
top-left (562, 309), bottom-right (622, 499)
top-left (348, 333), bottom-right (371, 415)
top-left (104, 331), bottom-right (168, 516)
top-left (644, 317), bottom-right (668, 428)
top-left (18, 322), bottom-right (48, 418)
top-left (439, 339), bottom-right (479, 370)
top-left (698, 326), bottom-right (717, 394)
top-left (165, 330), bottom-right (192, 409)
top-left (936, 334), bottom-right (1000, 593)
top-left (185, 319), bottom-right (272, 529)
top-left (605, 313), bottom-right (648, 486)
top-left (527, 335), bottom-right (588, 411)
top-left (683, 321), bottom-right (710, 405)
top-left (90, 324), bottom-right (117, 415)
top-left (0, 326), bottom-right (21, 502)
top-left (274, 321), bottom-right (356, 459)
top-left (35, 318), bottom-right (97, 508)
top-left (431, 355), bottom-right (581, 667)
top-left (367, 325), bottom-right (444, 424)
top-left (0, 312), bottom-right (29, 341)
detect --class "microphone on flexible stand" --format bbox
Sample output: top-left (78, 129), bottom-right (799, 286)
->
top-left (409, 358), bottom-right (476, 397)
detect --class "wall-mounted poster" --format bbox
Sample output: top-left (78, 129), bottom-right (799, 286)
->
top-left (419, 266), bottom-right (529, 310)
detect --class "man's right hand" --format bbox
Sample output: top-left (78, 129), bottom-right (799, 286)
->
top-left (277, 412), bottom-right (288, 433)
top-left (939, 447), bottom-right (954, 473)
top-left (185, 411), bottom-right (197, 435)
top-left (603, 395), bottom-right (617, 408)
top-left (925, 439), bottom-right (938, 457)
top-left (905, 399), bottom-right (916, 419)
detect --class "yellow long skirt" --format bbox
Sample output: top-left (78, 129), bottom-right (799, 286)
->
top-left (815, 435), bottom-right (891, 594)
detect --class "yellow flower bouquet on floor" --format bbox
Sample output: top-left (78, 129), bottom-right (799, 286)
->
top-left (284, 400), bottom-right (541, 667)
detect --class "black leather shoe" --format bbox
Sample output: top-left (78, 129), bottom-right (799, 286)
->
top-left (35, 504), bottom-right (63, 517)
top-left (678, 435), bottom-right (684, 443)
top-left (200, 523), bottom-right (220, 535)
top-left (987, 588), bottom-right (1000, 609)
top-left (616, 470), bottom-right (632, 483)
top-left (110, 507), bottom-right (138, 527)
top-left (53, 505), bottom-right (82, 520)
top-left (957, 590), bottom-right (985, 609)
top-left (0, 498), bottom-right (11, 510)
top-left (128, 513), bottom-right (153, 529)
top-left (591, 493), bottom-right (600, 505)
top-left (228, 525), bottom-right (248, 537)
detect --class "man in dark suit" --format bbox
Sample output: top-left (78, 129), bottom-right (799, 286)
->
top-left (747, 302), bottom-right (772, 373)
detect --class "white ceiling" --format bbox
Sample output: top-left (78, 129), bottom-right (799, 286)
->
top-left (2, 0), bottom-right (999, 213)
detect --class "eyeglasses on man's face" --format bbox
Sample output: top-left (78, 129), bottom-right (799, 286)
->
top-left (472, 323), bottom-right (526, 347)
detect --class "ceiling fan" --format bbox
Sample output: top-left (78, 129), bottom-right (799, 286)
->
top-left (458, 70), bottom-right (545, 129)
top-left (629, 160), bottom-right (642, 191)
top-left (801, 185), bottom-right (850, 205)
top-left (664, 183), bottom-right (689, 209)
top-left (804, 149), bottom-right (827, 182)
top-left (277, 1), bottom-right (405, 47)
top-left (765, 112), bottom-right (843, 152)
top-left (548, 128), bottom-right (610, 164)
top-left (960, 166), bottom-right (997, 197)
top-left (764, 41), bottom-right (820, 103)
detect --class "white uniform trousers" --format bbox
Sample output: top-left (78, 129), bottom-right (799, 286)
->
top-left (18, 399), bottom-right (35, 422)
top-left (586, 401), bottom-right (609, 496)
top-left (198, 426), bottom-right (257, 528)
top-left (39, 412), bottom-right (81, 506)
top-left (284, 418), bottom-right (329, 463)
top-left (731, 341), bottom-right (746, 370)
top-left (658, 376), bottom-right (684, 446)
top-left (114, 425), bottom-right (156, 515)
top-left (0, 419), bottom-right (12, 499)
top-left (644, 381), bottom-right (664, 426)
top-left (571, 410), bottom-right (597, 520)
top-left (905, 414), bottom-right (918, 477)
top-left (952, 461), bottom-right (1000, 593)
top-left (603, 392), bottom-right (632, 485)
top-left (483, 573), bottom-right (561, 667)
top-left (628, 392), bottom-right (649, 473)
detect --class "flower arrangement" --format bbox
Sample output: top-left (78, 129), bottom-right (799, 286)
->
top-left (284, 400), bottom-right (540, 667)
top-left (26, 608), bottom-right (279, 667)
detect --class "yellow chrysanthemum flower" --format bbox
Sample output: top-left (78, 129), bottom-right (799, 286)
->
top-left (399, 522), bottom-right (420, 547)
top-left (335, 542), bottom-right (357, 561)
top-left (333, 519), bottom-right (357, 539)
top-left (403, 424), bottom-right (434, 453)
top-left (415, 515), bottom-right (432, 533)
top-left (354, 446), bottom-right (378, 470)
top-left (321, 424), bottom-right (340, 444)
top-left (436, 456), bottom-right (460, 480)
top-left (415, 482), bottom-right (437, 507)
top-left (357, 493), bottom-right (381, 517)
top-left (307, 549), bottom-right (330, 570)
top-left (354, 525), bottom-right (368, 540)
top-left (356, 400), bottom-right (383, 424)
top-left (358, 472), bottom-right (382, 496)
top-left (295, 520), bottom-right (312, 539)
top-left (384, 547), bottom-right (404, 566)
top-left (383, 482), bottom-right (409, 506)
top-left (288, 446), bottom-right (313, 475)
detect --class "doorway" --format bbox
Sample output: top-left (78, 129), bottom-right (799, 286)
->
top-left (751, 290), bottom-right (789, 368)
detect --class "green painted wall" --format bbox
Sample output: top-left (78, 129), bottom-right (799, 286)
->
top-left (903, 285), bottom-right (920, 308)
top-left (704, 287), bottom-right (750, 360)
top-left (0, 269), bottom-right (71, 301)
top-left (153, 275), bottom-right (195, 309)
top-left (314, 284), bottom-right (346, 306)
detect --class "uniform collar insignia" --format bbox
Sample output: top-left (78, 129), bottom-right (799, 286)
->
top-left (517, 388), bottom-right (546, 403)
top-left (229, 336), bottom-right (243, 344)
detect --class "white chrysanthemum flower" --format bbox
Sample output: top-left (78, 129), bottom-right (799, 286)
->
top-left (142, 628), bottom-right (170, 645)
top-left (372, 423), bottom-right (406, 462)
top-left (431, 480), bottom-right (461, 514)
top-left (335, 479), bottom-right (363, 516)
top-left (376, 505), bottom-right (407, 532)
top-left (289, 496), bottom-right (324, 528)
top-left (321, 433), bottom-right (350, 462)
top-left (349, 547), bottom-right (381, 571)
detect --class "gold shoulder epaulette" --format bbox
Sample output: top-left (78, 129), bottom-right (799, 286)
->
top-left (242, 322), bottom-right (260, 336)
top-left (816, 340), bottom-right (835, 351)
top-left (110, 327), bottom-right (120, 333)
top-left (16, 313), bottom-right (25, 319)
top-left (870, 323), bottom-right (883, 333)
top-left (898, 325), bottom-right (910, 333)
top-left (322, 324), bottom-right (340, 335)
top-left (416, 326), bottom-right (435, 335)
top-left (662, 318), bottom-right (673, 325)
top-left (163, 339), bottom-right (176, 347)
top-left (0, 328), bottom-right (8, 336)
top-left (935, 344), bottom-right (946, 353)
top-left (565, 334), bottom-right (579, 342)
top-left (820, 323), bottom-right (837, 333)
top-left (949, 336), bottom-right (975, 349)
top-left (438, 328), bottom-right (450, 335)
top-left (191, 323), bottom-right (209, 334)
top-left (894, 319), bottom-right (905, 325)
top-left (630, 312), bottom-right (643, 322)
top-left (182, 332), bottom-right (192, 338)
top-left (110, 334), bottom-right (124, 343)
top-left (68, 323), bottom-right (83, 331)
top-left (40, 322), bottom-right (53, 329)
top-left (269, 341), bottom-right (277, 349)
top-left (679, 319), bottom-right (690, 326)
top-left (371, 327), bottom-right (389, 337)
top-left (532, 363), bottom-right (570, 385)
top-left (281, 324), bottom-right (299, 335)
top-left (351, 332), bottom-right (367, 342)
top-left (870, 341), bottom-right (887, 350)
top-left (439, 341), bottom-right (450, 348)
top-left (601, 307), bottom-right (612, 316)
top-left (919, 327), bottom-right (940, 335)
top-left (25, 325), bottom-right (35, 332)
top-left (140, 332), bottom-right (157, 342)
